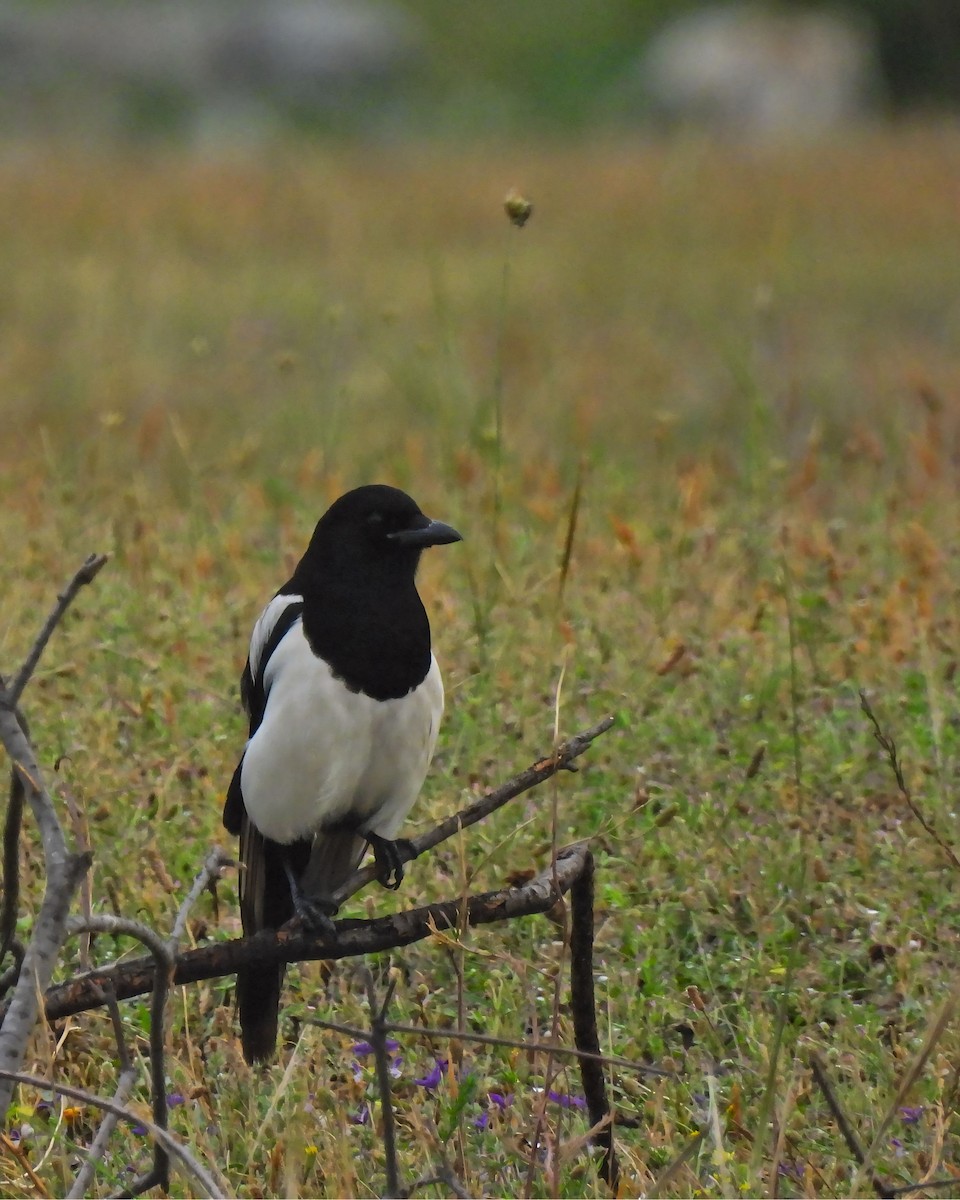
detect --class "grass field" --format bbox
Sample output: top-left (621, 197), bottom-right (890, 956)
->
top-left (3, 124), bottom-right (960, 1196)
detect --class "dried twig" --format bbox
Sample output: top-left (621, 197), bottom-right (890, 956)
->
top-left (1, 721), bottom-right (24, 972)
top-left (851, 985), bottom-right (960, 1196)
top-left (0, 1066), bottom-right (227, 1197)
top-left (808, 1052), bottom-right (891, 1199)
top-left (66, 914), bottom-right (174, 1196)
top-left (170, 847), bottom-right (231, 948)
top-left (382, 1022), bottom-right (672, 1079)
top-left (67, 991), bottom-right (138, 1200)
top-left (569, 847), bottom-right (617, 1187)
top-left (0, 556), bottom-right (108, 1120)
top-left (362, 968), bottom-right (402, 1197)
top-left (859, 692), bottom-right (960, 872)
top-left (6, 554), bottom-right (108, 708)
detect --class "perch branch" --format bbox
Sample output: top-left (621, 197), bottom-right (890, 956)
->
top-left (35, 843), bottom-right (593, 1021)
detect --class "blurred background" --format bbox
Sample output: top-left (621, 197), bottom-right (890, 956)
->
top-left (0, 0), bottom-right (957, 142)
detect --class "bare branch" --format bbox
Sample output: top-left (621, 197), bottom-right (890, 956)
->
top-left (35, 843), bottom-right (593, 1021)
top-left (0, 1067), bottom-right (227, 1198)
top-left (1, 728), bottom-right (24, 972)
top-left (67, 914), bottom-right (174, 1195)
top-left (332, 715), bottom-right (616, 908)
top-left (169, 847), bottom-right (231, 948)
top-left (362, 968), bottom-right (402, 1196)
top-left (6, 553), bottom-right (108, 708)
top-left (380, 1022), bottom-right (672, 1080)
top-left (66, 1061), bottom-right (138, 1200)
top-left (569, 847), bottom-right (617, 1187)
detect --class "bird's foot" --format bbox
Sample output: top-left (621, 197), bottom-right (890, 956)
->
top-left (284, 892), bottom-right (338, 940)
top-left (366, 833), bottom-right (416, 891)
top-left (281, 855), bottom-right (339, 939)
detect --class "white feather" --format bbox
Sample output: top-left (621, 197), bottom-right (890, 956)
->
top-left (248, 593), bottom-right (303, 684)
top-left (240, 622), bottom-right (443, 845)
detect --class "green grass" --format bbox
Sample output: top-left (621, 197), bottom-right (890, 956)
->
top-left (3, 125), bottom-right (960, 1195)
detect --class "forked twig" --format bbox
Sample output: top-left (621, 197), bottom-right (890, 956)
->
top-left (0, 1067), bottom-right (227, 1197)
top-left (0, 556), bottom-right (108, 1121)
top-left (67, 914), bottom-right (174, 1195)
top-left (362, 969), bottom-right (402, 1196)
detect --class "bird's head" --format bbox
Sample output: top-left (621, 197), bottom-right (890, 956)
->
top-left (299, 484), bottom-right (462, 583)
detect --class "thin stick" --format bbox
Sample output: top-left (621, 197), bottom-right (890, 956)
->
top-left (808, 1052), bottom-right (891, 1198)
top-left (363, 969), bottom-right (402, 1197)
top-left (0, 651), bottom-right (94, 1119)
top-left (0, 1068), bottom-right (226, 1198)
top-left (860, 692), bottom-right (960, 872)
top-left (382, 1022), bottom-right (672, 1079)
top-left (1, 718), bottom-right (24, 969)
top-left (169, 847), bottom-right (231, 947)
top-left (569, 848), bottom-right (617, 1186)
top-left (67, 915), bottom-right (174, 1195)
top-left (6, 554), bottom-right (109, 708)
top-left (851, 986), bottom-right (959, 1196)
top-left (66, 1061), bottom-right (138, 1199)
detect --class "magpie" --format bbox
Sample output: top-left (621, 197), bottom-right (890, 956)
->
top-left (223, 484), bottom-right (461, 1064)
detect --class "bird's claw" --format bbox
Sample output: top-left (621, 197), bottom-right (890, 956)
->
top-left (366, 833), bottom-right (416, 891)
top-left (286, 893), bottom-right (338, 941)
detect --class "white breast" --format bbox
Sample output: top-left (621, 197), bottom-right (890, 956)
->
top-left (240, 621), bottom-right (443, 846)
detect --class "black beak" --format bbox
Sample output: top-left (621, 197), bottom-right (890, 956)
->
top-left (388, 517), bottom-right (462, 548)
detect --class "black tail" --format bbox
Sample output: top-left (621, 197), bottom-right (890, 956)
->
top-left (236, 817), bottom-right (308, 1064)
top-left (236, 961), bottom-right (284, 1065)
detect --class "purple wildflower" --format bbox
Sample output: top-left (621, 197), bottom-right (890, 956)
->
top-left (488, 1092), bottom-right (512, 1111)
top-left (777, 1161), bottom-right (804, 1181)
top-left (351, 1103), bottom-right (370, 1126)
top-left (166, 1093), bottom-right (185, 1108)
top-left (899, 1105), bottom-right (923, 1125)
top-left (352, 1039), bottom-right (400, 1057)
top-left (473, 1111), bottom-right (490, 1130)
top-left (890, 1137), bottom-right (905, 1158)
top-left (415, 1058), bottom-right (447, 1089)
top-left (547, 1090), bottom-right (586, 1110)
top-left (131, 1123), bottom-right (147, 1136)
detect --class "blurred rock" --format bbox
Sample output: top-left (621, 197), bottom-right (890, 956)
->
top-left (0, 0), bottom-right (419, 140)
top-left (636, 4), bottom-right (881, 141)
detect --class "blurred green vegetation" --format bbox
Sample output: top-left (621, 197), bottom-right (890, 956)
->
top-left (394, 0), bottom-right (960, 129)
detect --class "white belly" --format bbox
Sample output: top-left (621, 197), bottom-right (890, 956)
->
top-left (240, 624), bottom-right (443, 845)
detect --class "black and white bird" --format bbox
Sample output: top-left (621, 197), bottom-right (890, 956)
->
top-left (223, 484), bottom-right (461, 1063)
